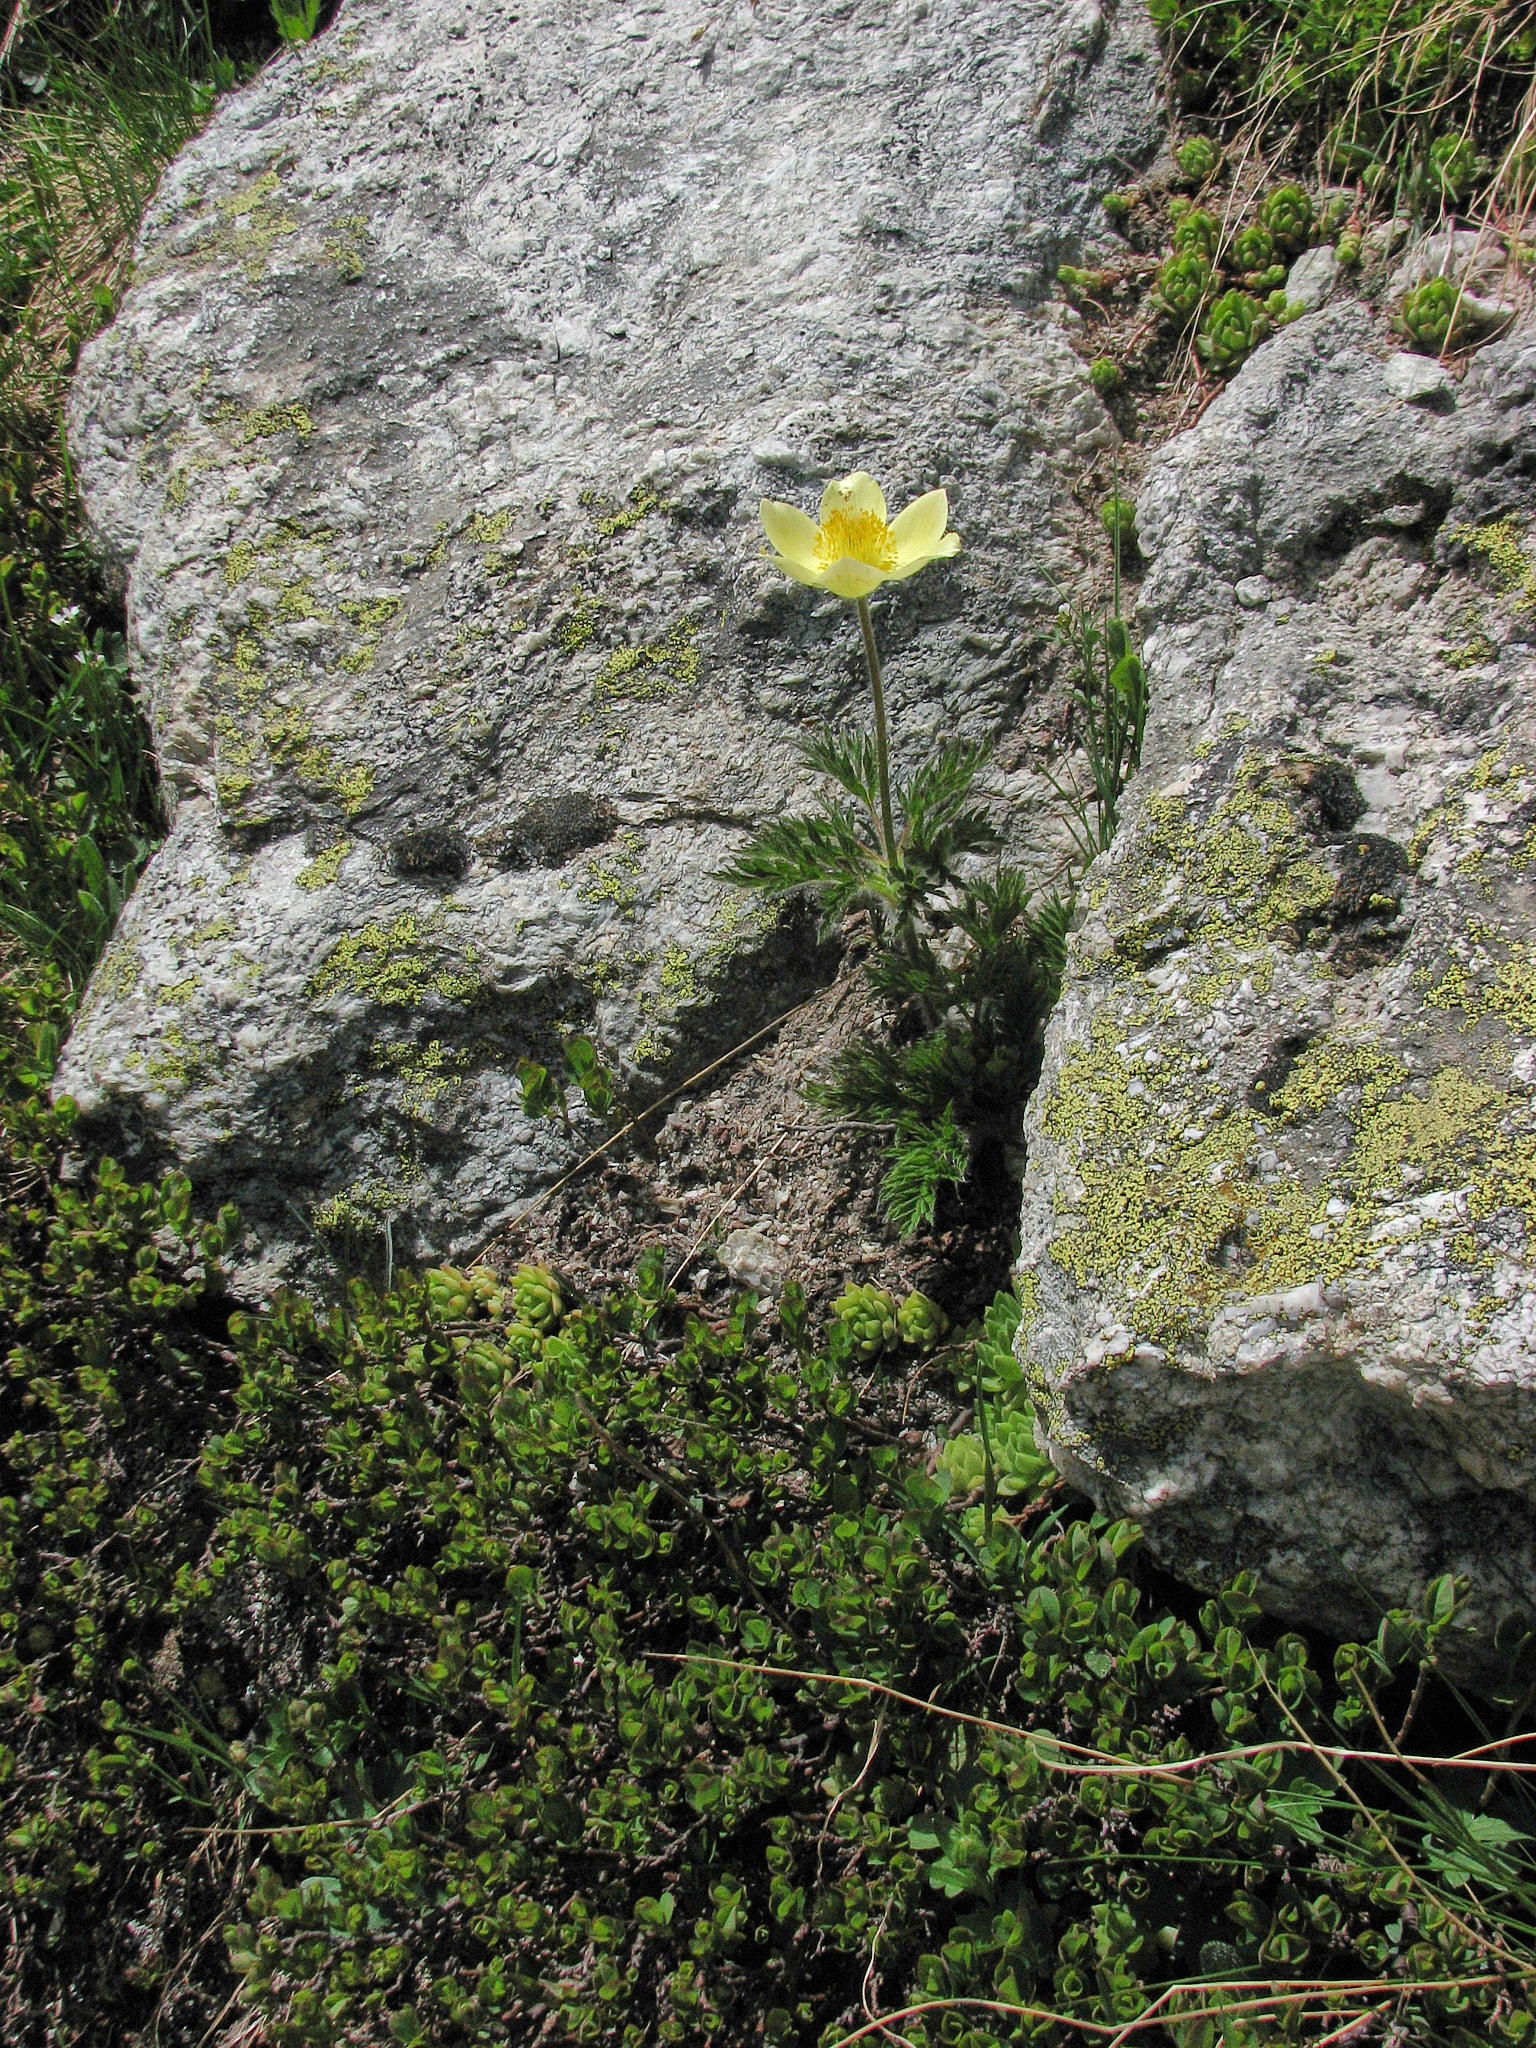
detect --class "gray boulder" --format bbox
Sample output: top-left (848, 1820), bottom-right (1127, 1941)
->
top-left (60, 0), bottom-right (1159, 1289)
top-left (1017, 303), bottom-right (1536, 1690)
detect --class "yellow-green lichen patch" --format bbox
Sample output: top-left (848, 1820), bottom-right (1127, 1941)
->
top-left (1041, 1011), bottom-right (1534, 1352)
top-left (310, 914), bottom-right (481, 1009)
top-left (658, 944), bottom-right (699, 1005)
top-left (336, 596), bottom-right (402, 632)
top-left (274, 579), bottom-right (328, 624)
top-left (158, 977), bottom-right (199, 1003)
top-left (1425, 937), bottom-right (1536, 1037)
top-left (578, 833), bottom-right (644, 914)
top-left (145, 1023), bottom-right (212, 1090)
top-left (337, 765), bottom-right (375, 817)
top-left (184, 169), bottom-right (299, 282)
top-left (595, 622), bottom-right (699, 707)
top-left (1450, 516), bottom-right (1536, 612)
top-left (560, 591), bottom-right (598, 654)
top-left (1110, 750), bottom-right (1365, 973)
top-left (224, 541), bottom-right (260, 587)
top-left (471, 509), bottom-right (514, 547)
top-left (369, 1037), bottom-right (469, 1118)
top-left (701, 889), bottom-right (778, 973)
top-left (322, 214), bottom-right (370, 281)
top-left (595, 484), bottom-right (660, 539)
top-left (95, 939), bottom-right (143, 1003)
top-left (243, 402), bottom-right (312, 445)
top-left (296, 841), bottom-right (352, 892)
top-left (311, 1164), bottom-right (424, 1244)
top-left (1442, 628), bottom-right (1497, 671)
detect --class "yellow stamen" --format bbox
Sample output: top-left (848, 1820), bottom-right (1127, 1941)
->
top-left (814, 507), bottom-right (898, 571)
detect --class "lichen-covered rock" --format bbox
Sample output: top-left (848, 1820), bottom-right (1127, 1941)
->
top-left (1017, 304), bottom-right (1536, 1690)
top-left (59, 0), bottom-right (1158, 1290)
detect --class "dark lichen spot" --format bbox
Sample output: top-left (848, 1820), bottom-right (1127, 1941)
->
top-left (389, 827), bottom-right (472, 879)
top-left (1323, 833), bottom-right (1413, 971)
top-left (669, 481), bottom-right (738, 531)
top-left (1266, 756), bottom-right (1367, 836)
top-left (493, 793), bottom-right (619, 870)
top-left (1248, 1033), bottom-right (1312, 1110)
top-left (1330, 834), bottom-right (1410, 922)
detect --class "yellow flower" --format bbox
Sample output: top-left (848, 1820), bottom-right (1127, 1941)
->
top-left (759, 471), bottom-right (960, 601)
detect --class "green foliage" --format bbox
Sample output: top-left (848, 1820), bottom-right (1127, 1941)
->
top-left (897, 1288), bottom-right (950, 1352)
top-left (1177, 132), bottom-right (1221, 184)
top-left (518, 1034), bottom-right (617, 1129)
top-left (1099, 493), bottom-right (1137, 552)
top-left (733, 511), bottom-right (1142, 1235)
top-left (1336, 225), bottom-right (1363, 266)
top-left (512, 1260), bottom-right (564, 1334)
top-left (1049, 591), bottom-right (1149, 863)
top-left (4, 1153), bottom-right (1535, 2044)
top-left (1149, 0), bottom-right (1534, 219)
top-left (1088, 355), bottom-right (1123, 396)
top-left (1197, 287), bottom-right (1272, 374)
top-left (832, 1281), bottom-right (899, 1359)
top-left (271, 0), bottom-right (322, 43)
top-left (1057, 262), bottom-right (1109, 301)
top-left (1152, 248), bottom-right (1213, 323)
top-left (726, 716), bottom-right (1067, 1230)
top-left (1101, 188), bottom-right (1132, 224)
top-left (1399, 273), bottom-right (1513, 353)
top-left (0, 2), bottom-right (239, 1003)
top-left (0, 560), bottom-right (160, 978)
top-left (878, 1105), bottom-right (972, 1236)
top-left (808, 875), bottom-right (1071, 1232)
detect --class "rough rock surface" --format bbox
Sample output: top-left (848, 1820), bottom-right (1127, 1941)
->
top-left (60, 0), bottom-right (1158, 1289)
top-left (1017, 303), bottom-right (1536, 1689)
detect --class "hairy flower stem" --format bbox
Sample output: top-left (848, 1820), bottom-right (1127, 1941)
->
top-left (856, 597), bottom-right (899, 867)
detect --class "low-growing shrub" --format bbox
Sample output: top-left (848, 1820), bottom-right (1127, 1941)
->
top-left (3, 1152), bottom-right (1536, 2045)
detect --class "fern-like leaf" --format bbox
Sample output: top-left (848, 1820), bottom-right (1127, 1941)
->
top-left (899, 739), bottom-right (990, 834)
top-left (879, 1107), bottom-right (969, 1236)
top-left (804, 728), bottom-right (881, 815)
top-left (720, 806), bottom-right (885, 928)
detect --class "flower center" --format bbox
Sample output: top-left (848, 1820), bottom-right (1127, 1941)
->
top-left (814, 507), bottom-right (898, 571)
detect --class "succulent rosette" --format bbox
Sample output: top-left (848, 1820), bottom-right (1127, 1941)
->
top-left (833, 1282), bottom-right (899, 1360)
top-left (1262, 181), bottom-right (1314, 256)
top-left (1152, 249), bottom-right (1213, 323)
top-left (896, 1289), bottom-right (950, 1351)
top-left (1197, 289), bottom-right (1271, 374)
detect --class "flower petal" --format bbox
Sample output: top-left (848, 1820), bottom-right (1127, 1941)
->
top-left (819, 470), bottom-right (887, 526)
top-left (759, 498), bottom-right (820, 570)
top-left (820, 557), bottom-right (889, 600)
top-left (886, 531), bottom-right (961, 580)
top-left (767, 549), bottom-right (831, 589)
top-left (889, 489), bottom-right (950, 565)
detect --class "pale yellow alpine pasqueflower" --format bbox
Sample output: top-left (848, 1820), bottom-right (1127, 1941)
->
top-left (759, 471), bottom-right (960, 600)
